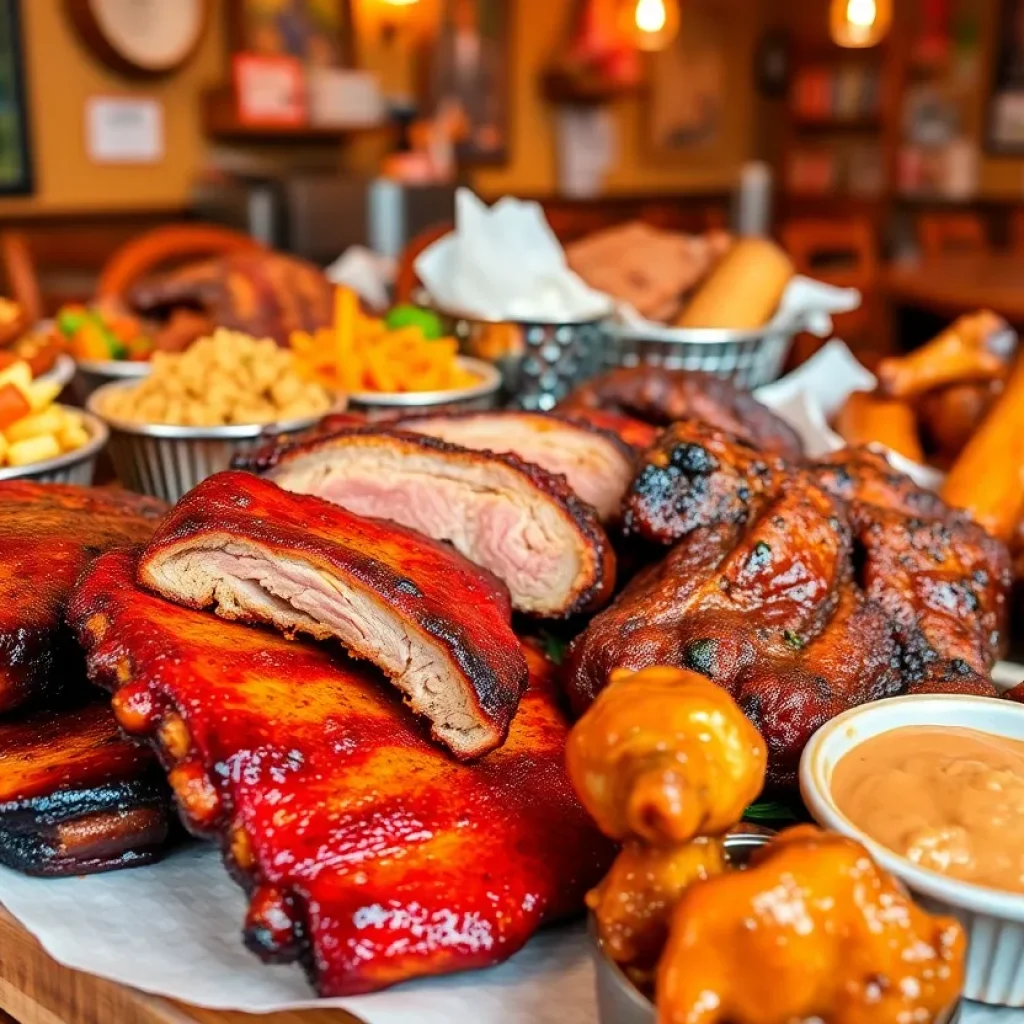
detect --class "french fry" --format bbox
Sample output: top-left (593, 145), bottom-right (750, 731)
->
top-left (4, 407), bottom-right (66, 444)
top-left (941, 357), bottom-right (1024, 541)
top-left (834, 391), bottom-right (924, 464)
top-left (7, 435), bottom-right (61, 466)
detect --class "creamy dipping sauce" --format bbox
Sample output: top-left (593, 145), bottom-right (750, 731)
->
top-left (832, 725), bottom-right (1024, 894)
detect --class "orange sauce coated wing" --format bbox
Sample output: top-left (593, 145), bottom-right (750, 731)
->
top-left (657, 825), bottom-right (964, 1024)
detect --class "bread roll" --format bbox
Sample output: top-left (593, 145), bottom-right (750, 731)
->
top-left (676, 238), bottom-right (793, 329)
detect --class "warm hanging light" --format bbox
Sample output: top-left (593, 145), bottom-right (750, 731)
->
top-left (830, 0), bottom-right (892, 48)
top-left (621, 0), bottom-right (679, 52)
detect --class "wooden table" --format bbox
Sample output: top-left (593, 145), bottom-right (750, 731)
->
top-left (0, 909), bottom-right (360, 1024)
top-left (884, 254), bottom-right (1024, 322)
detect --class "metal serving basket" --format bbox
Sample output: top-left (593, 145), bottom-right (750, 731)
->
top-left (86, 381), bottom-right (333, 504)
top-left (605, 322), bottom-right (798, 390)
top-left (438, 310), bottom-right (610, 411)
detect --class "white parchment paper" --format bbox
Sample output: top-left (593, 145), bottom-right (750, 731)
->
top-left (0, 842), bottom-right (596, 1022)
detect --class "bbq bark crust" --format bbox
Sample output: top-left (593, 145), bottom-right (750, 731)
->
top-left (0, 699), bottom-right (170, 876)
top-left (70, 550), bottom-right (613, 996)
top-left (246, 427), bottom-right (617, 618)
top-left (0, 482), bottom-right (167, 713)
top-left (138, 471), bottom-right (528, 758)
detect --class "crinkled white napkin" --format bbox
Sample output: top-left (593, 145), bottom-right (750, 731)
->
top-left (415, 189), bottom-right (613, 322)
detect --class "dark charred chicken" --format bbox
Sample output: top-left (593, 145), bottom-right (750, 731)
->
top-left (71, 549), bottom-right (612, 995)
top-left (567, 421), bottom-right (1010, 785)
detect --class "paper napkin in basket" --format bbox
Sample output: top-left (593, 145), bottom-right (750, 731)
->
top-left (755, 338), bottom-right (945, 489)
top-left (415, 189), bottom-right (612, 322)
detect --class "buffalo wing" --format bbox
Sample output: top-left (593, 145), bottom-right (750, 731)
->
top-left (70, 550), bottom-right (613, 996)
top-left (138, 471), bottom-right (527, 759)
top-left (658, 825), bottom-right (964, 1024)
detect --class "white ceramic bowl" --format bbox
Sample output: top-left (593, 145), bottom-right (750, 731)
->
top-left (801, 694), bottom-right (1024, 1007)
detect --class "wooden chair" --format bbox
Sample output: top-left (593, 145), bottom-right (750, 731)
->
top-left (394, 221), bottom-right (452, 305)
top-left (96, 224), bottom-right (264, 303)
top-left (917, 213), bottom-right (988, 259)
top-left (780, 216), bottom-right (884, 365)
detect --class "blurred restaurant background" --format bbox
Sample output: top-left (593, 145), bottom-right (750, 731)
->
top-left (0, 0), bottom-right (1023, 368)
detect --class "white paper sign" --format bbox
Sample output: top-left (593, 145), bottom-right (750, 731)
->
top-left (86, 97), bottom-right (164, 164)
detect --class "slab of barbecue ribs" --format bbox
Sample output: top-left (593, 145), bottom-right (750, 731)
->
top-left (71, 549), bottom-right (613, 996)
top-left (567, 423), bottom-right (1011, 786)
top-left (557, 367), bottom-right (804, 459)
top-left (238, 426), bottom-right (616, 618)
top-left (0, 698), bottom-right (170, 876)
top-left (138, 471), bottom-right (528, 758)
top-left (0, 481), bottom-right (167, 713)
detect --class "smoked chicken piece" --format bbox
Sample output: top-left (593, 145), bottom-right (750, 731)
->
top-left (557, 367), bottom-right (803, 459)
top-left (70, 550), bottom-right (613, 996)
top-left (248, 427), bottom-right (616, 618)
top-left (0, 699), bottom-right (170, 877)
top-left (138, 472), bottom-right (526, 759)
top-left (128, 249), bottom-right (334, 349)
top-left (567, 667), bottom-right (765, 970)
top-left (815, 447), bottom-right (1011, 687)
top-left (657, 825), bottom-right (964, 1024)
top-left (568, 488), bottom-right (900, 786)
top-left (394, 410), bottom-right (636, 521)
top-left (0, 482), bottom-right (167, 713)
top-left (614, 426), bottom-right (1006, 703)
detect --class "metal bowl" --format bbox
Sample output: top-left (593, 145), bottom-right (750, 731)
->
top-left (606, 323), bottom-right (797, 390)
top-left (592, 826), bottom-right (961, 1024)
top-left (35, 353), bottom-right (76, 393)
top-left (72, 356), bottom-right (152, 405)
top-left (87, 381), bottom-right (334, 503)
top-left (0, 406), bottom-right (108, 486)
top-left (346, 357), bottom-right (501, 419)
top-left (438, 310), bottom-right (610, 411)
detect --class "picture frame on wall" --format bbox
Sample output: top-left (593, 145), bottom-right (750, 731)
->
top-left (987, 0), bottom-right (1024, 153)
top-left (642, 0), bottom-right (756, 178)
top-left (422, 0), bottom-right (510, 166)
top-left (0, 0), bottom-right (32, 195)
top-left (229, 0), bottom-right (355, 69)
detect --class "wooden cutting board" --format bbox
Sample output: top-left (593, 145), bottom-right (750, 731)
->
top-left (0, 909), bottom-right (362, 1024)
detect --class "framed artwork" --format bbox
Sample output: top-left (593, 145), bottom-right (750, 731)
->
top-left (0, 0), bottom-right (32, 195)
top-left (645, 0), bottom-right (752, 169)
top-left (988, 0), bottom-right (1024, 153)
top-left (423, 0), bottom-right (510, 165)
top-left (230, 0), bottom-right (354, 69)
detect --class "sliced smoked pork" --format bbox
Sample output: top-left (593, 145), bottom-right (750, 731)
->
top-left (137, 472), bottom-right (526, 759)
top-left (251, 428), bottom-right (616, 618)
